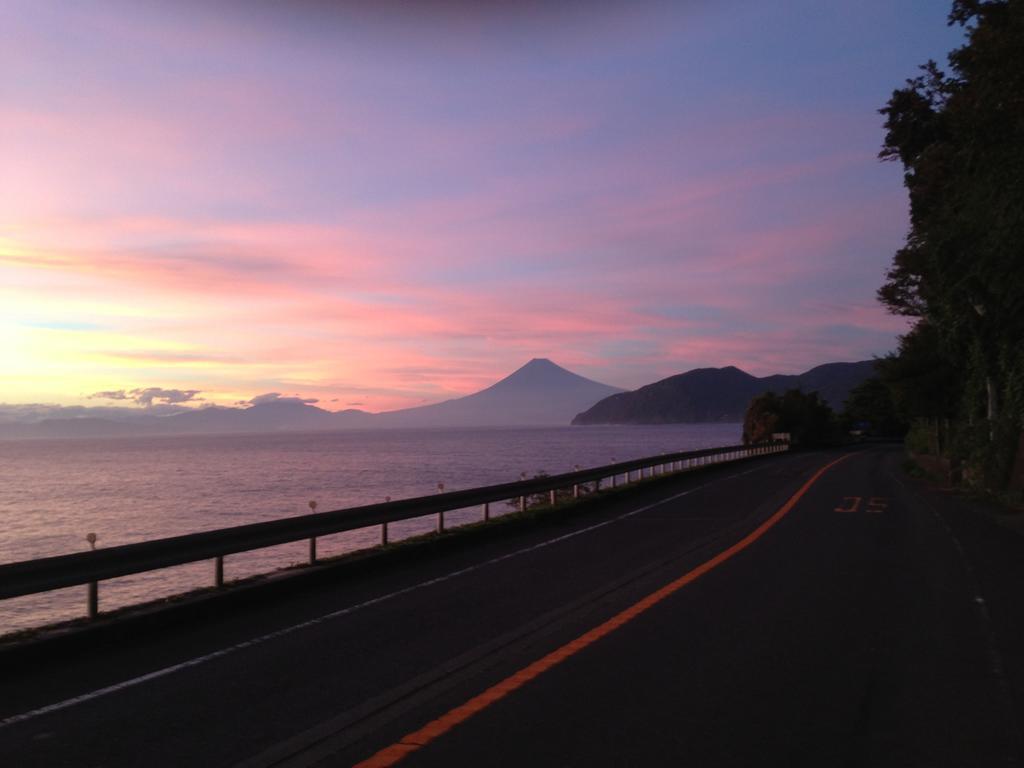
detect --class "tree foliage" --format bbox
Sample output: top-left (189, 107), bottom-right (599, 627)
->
top-left (841, 377), bottom-right (907, 438)
top-left (743, 389), bottom-right (836, 448)
top-left (878, 0), bottom-right (1023, 489)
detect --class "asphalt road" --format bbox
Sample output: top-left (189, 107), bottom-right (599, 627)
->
top-left (1, 446), bottom-right (1021, 767)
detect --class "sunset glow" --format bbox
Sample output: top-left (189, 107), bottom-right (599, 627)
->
top-left (1, 1), bottom-right (963, 411)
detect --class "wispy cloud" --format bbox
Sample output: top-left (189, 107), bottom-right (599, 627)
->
top-left (1, 0), bottom-right (960, 409)
top-left (245, 393), bottom-right (319, 406)
top-left (89, 388), bottom-right (203, 407)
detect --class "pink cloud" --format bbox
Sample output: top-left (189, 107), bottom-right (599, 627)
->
top-left (2, 1), bottom-right (917, 411)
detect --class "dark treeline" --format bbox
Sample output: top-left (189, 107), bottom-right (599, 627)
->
top-left (873, 0), bottom-right (1023, 492)
top-left (742, 2), bottom-right (1023, 494)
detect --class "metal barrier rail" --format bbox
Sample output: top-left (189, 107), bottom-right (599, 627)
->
top-left (0, 441), bottom-right (788, 618)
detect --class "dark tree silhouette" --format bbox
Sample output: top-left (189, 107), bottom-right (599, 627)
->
top-left (877, 0), bottom-right (1023, 489)
top-left (743, 390), bottom-right (836, 448)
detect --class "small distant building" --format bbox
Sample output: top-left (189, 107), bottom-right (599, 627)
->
top-left (771, 432), bottom-right (791, 442)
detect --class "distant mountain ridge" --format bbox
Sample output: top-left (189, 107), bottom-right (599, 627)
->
top-left (0, 359), bottom-right (877, 439)
top-left (373, 358), bottom-right (624, 428)
top-left (571, 361), bottom-right (876, 425)
top-left (0, 359), bottom-right (623, 439)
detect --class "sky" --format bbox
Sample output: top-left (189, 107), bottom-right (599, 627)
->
top-left (0, 1), bottom-right (966, 413)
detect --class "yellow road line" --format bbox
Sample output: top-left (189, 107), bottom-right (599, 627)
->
top-left (355, 453), bottom-right (851, 767)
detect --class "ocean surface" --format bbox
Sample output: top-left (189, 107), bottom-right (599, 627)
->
top-left (0, 423), bottom-right (741, 635)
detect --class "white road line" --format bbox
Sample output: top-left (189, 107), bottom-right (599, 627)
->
top-left (0, 463), bottom-right (771, 728)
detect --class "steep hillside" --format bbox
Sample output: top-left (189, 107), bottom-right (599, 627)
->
top-left (572, 361), bottom-right (876, 425)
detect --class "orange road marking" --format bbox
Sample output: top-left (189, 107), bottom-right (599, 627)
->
top-left (353, 453), bottom-right (852, 768)
top-left (834, 495), bottom-right (861, 513)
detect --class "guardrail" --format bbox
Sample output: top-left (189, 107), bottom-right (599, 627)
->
top-left (0, 440), bottom-right (788, 620)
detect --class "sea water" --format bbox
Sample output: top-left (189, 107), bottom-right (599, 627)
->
top-left (0, 423), bottom-right (741, 635)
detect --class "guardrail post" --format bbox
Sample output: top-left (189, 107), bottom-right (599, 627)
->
top-left (437, 482), bottom-right (445, 532)
top-left (549, 489), bottom-right (557, 506)
top-left (519, 472), bottom-right (527, 512)
top-left (483, 502), bottom-right (490, 521)
top-left (306, 501), bottom-right (319, 563)
top-left (87, 580), bottom-right (98, 618)
top-left (214, 556), bottom-right (224, 588)
top-left (382, 522), bottom-right (388, 546)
